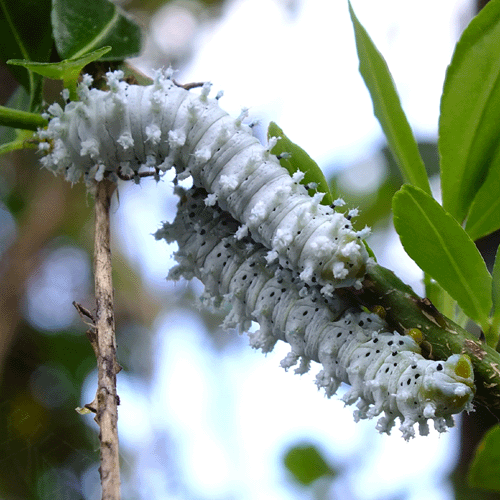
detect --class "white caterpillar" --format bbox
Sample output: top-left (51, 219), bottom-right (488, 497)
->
top-left (38, 70), bottom-right (369, 290)
top-left (157, 187), bottom-right (475, 440)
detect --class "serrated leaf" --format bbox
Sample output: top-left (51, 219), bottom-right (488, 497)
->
top-left (348, 2), bottom-right (430, 195)
top-left (465, 148), bottom-right (500, 241)
top-left (393, 184), bottom-right (492, 332)
top-left (267, 121), bottom-right (333, 205)
top-left (8, 47), bottom-right (112, 100)
top-left (468, 424), bottom-right (500, 491)
top-left (283, 443), bottom-right (336, 486)
top-left (0, 0), bottom-right (53, 110)
top-left (51, 0), bottom-right (141, 61)
top-left (440, 0), bottom-right (500, 223)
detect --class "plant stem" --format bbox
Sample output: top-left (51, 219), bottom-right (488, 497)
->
top-left (0, 105), bottom-right (47, 131)
top-left (93, 179), bottom-right (121, 500)
top-left (350, 263), bottom-right (500, 416)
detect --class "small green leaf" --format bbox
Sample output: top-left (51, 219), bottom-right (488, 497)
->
top-left (0, 0), bottom-right (53, 110)
top-left (267, 121), bottom-right (333, 205)
top-left (465, 148), bottom-right (500, 241)
top-left (468, 425), bottom-right (500, 491)
top-left (8, 47), bottom-right (112, 100)
top-left (363, 240), bottom-right (377, 262)
top-left (51, 0), bottom-right (141, 60)
top-left (283, 443), bottom-right (336, 486)
top-left (393, 184), bottom-right (492, 332)
top-left (440, 0), bottom-right (500, 223)
top-left (348, 2), bottom-right (430, 195)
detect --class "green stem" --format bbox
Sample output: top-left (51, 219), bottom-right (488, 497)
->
top-left (0, 105), bottom-right (47, 131)
top-left (349, 263), bottom-right (500, 416)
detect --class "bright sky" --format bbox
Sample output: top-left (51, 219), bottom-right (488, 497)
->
top-left (81, 0), bottom-right (476, 498)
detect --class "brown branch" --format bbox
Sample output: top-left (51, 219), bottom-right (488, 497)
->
top-left (93, 179), bottom-right (121, 500)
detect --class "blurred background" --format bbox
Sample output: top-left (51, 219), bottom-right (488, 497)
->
top-left (1, 0), bottom-right (497, 499)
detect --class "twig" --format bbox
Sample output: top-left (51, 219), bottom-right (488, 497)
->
top-left (73, 300), bottom-right (95, 325)
top-left (172, 79), bottom-right (205, 90)
top-left (115, 169), bottom-right (159, 181)
top-left (93, 179), bottom-right (121, 500)
top-left (72, 301), bottom-right (99, 413)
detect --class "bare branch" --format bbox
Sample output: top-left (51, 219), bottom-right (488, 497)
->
top-left (93, 180), bottom-right (121, 500)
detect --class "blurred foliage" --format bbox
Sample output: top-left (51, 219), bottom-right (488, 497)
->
top-left (283, 442), bottom-right (337, 486)
top-left (469, 425), bottom-right (500, 492)
top-left (0, 323), bottom-right (97, 499)
top-left (51, 0), bottom-right (141, 61)
top-left (128, 0), bottom-right (223, 8)
top-left (0, 0), bottom-right (53, 110)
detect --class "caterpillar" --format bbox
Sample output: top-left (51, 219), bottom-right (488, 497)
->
top-left (157, 187), bottom-right (475, 440)
top-left (38, 69), bottom-right (369, 291)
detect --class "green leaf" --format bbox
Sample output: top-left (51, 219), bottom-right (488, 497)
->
top-left (468, 425), bottom-right (500, 491)
top-left (465, 148), bottom-right (500, 241)
top-left (8, 47), bottom-right (112, 100)
top-left (392, 184), bottom-right (492, 333)
top-left (493, 246), bottom-right (500, 316)
top-left (51, 0), bottom-right (141, 60)
top-left (423, 274), bottom-right (454, 322)
top-left (267, 121), bottom-right (333, 205)
top-left (283, 443), bottom-right (336, 486)
top-left (0, 0), bottom-right (53, 110)
top-left (348, 2), bottom-right (430, 195)
top-left (440, 0), bottom-right (500, 223)
top-left (489, 246), bottom-right (500, 346)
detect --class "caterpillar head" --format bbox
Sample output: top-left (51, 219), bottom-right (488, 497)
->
top-left (420, 354), bottom-right (475, 417)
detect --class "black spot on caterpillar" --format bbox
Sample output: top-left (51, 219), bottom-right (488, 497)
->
top-left (38, 69), bottom-right (369, 292)
top-left (157, 187), bottom-right (475, 440)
